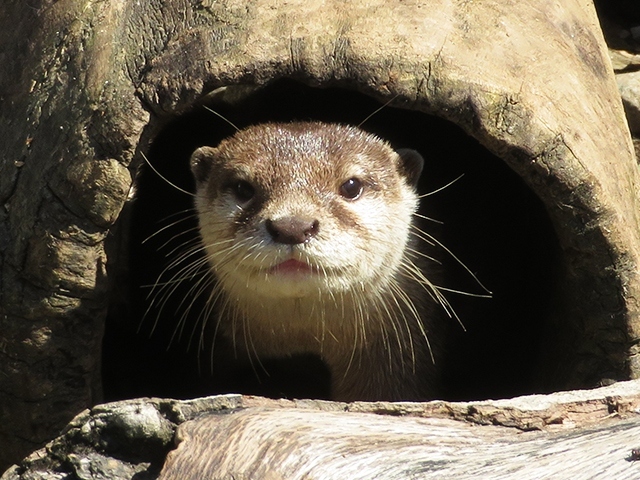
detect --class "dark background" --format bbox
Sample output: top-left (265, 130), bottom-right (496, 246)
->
top-left (103, 79), bottom-right (561, 402)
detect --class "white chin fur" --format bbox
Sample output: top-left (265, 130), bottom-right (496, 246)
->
top-left (219, 267), bottom-right (358, 299)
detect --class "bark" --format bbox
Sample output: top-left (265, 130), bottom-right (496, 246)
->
top-left (3, 381), bottom-right (640, 479)
top-left (1, 0), bottom-right (639, 472)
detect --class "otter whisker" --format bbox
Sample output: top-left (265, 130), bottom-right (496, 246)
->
top-left (203, 105), bottom-right (241, 132)
top-left (142, 210), bottom-right (200, 245)
top-left (436, 286), bottom-right (492, 298)
top-left (174, 273), bottom-right (217, 351)
top-left (205, 286), bottom-right (228, 373)
top-left (389, 278), bottom-right (435, 365)
top-left (143, 235), bottom-right (238, 322)
top-left (400, 259), bottom-right (465, 331)
top-left (418, 173), bottom-right (465, 198)
top-left (158, 227), bottom-right (210, 257)
top-left (140, 152), bottom-right (195, 197)
top-left (141, 244), bottom-right (206, 331)
top-left (412, 212), bottom-right (444, 225)
top-left (241, 300), bottom-right (269, 379)
top-left (145, 261), bottom-right (209, 336)
top-left (152, 242), bottom-right (205, 278)
top-left (410, 224), bottom-right (491, 295)
top-left (405, 246), bottom-right (442, 265)
top-left (372, 285), bottom-right (408, 374)
top-left (385, 280), bottom-right (419, 369)
top-left (342, 290), bottom-right (363, 380)
top-left (357, 94), bottom-right (400, 128)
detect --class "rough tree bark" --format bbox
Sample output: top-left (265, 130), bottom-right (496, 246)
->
top-left (1, 0), bottom-right (639, 473)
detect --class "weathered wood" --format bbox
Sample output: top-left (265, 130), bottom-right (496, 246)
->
top-left (3, 381), bottom-right (640, 479)
top-left (162, 412), bottom-right (640, 479)
top-left (163, 380), bottom-right (640, 479)
top-left (1, 0), bottom-right (639, 472)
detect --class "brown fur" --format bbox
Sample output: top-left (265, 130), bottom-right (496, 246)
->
top-left (190, 122), bottom-right (442, 401)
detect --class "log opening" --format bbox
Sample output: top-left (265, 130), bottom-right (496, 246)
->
top-left (103, 80), bottom-right (562, 402)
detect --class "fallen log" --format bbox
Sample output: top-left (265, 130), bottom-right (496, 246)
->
top-left (3, 380), bottom-right (640, 479)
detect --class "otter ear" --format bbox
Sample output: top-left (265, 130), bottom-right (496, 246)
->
top-left (396, 148), bottom-right (424, 187)
top-left (190, 146), bottom-right (217, 184)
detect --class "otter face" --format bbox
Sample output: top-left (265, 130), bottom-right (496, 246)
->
top-left (190, 122), bottom-right (423, 301)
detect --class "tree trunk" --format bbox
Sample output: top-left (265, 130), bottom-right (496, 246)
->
top-left (1, 0), bottom-right (639, 472)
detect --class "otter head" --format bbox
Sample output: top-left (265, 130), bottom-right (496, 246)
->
top-left (190, 122), bottom-right (423, 303)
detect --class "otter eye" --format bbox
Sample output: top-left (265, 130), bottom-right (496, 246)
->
top-left (339, 177), bottom-right (363, 200)
top-left (230, 180), bottom-right (255, 202)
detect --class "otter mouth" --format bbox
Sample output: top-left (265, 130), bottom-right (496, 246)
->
top-left (269, 259), bottom-right (317, 276)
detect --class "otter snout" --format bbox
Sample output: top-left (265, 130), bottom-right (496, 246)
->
top-left (266, 216), bottom-right (320, 245)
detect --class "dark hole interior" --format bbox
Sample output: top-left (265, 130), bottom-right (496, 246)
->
top-left (593, 0), bottom-right (640, 27)
top-left (103, 79), bottom-right (561, 403)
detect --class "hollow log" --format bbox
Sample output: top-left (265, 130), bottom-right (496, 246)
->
top-left (1, 0), bottom-right (639, 472)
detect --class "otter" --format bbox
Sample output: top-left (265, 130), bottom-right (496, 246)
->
top-left (189, 121), bottom-right (444, 401)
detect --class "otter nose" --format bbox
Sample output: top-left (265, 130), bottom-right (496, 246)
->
top-left (266, 216), bottom-right (320, 245)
